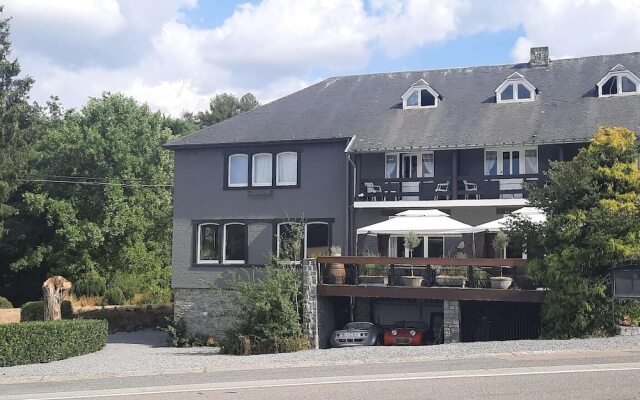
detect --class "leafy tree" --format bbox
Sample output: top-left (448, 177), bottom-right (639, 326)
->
top-left (0, 8), bottom-right (38, 238)
top-left (507, 126), bottom-right (640, 338)
top-left (195, 93), bottom-right (259, 128)
top-left (13, 94), bottom-right (176, 292)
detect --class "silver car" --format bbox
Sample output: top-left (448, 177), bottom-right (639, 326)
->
top-left (330, 322), bottom-right (381, 347)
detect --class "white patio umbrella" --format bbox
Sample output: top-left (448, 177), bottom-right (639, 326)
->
top-left (474, 207), bottom-right (546, 232)
top-left (356, 209), bottom-right (474, 236)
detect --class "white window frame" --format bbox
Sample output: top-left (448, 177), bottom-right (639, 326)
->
top-left (276, 151), bottom-right (298, 186)
top-left (228, 154), bottom-right (248, 187)
top-left (388, 235), bottom-right (450, 257)
top-left (495, 73), bottom-right (536, 103)
top-left (484, 146), bottom-right (538, 176)
top-left (276, 222), bottom-right (303, 262)
top-left (401, 79), bottom-right (440, 109)
top-left (196, 223), bottom-right (219, 264)
top-left (304, 222), bottom-right (329, 259)
top-left (252, 153), bottom-right (273, 187)
top-left (597, 67), bottom-right (640, 97)
top-left (222, 223), bottom-right (246, 264)
top-left (385, 151), bottom-right (435, 178)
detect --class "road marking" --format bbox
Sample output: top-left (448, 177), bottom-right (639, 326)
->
top-left (4, 361), bottom-right (640, 400)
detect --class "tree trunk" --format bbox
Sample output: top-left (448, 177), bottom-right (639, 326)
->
top-left (42, 276), bottom-right (72, 321)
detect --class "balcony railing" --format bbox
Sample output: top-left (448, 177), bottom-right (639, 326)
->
top-left (357, 175), bottom-right (544, 202)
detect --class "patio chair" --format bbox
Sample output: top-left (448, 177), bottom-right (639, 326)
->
top-left (463, 179), bottom-right (479, 199)
top-left (364, 182), bottom-right (383, 201)
top-left (434, 181), bottom-right (450, 200)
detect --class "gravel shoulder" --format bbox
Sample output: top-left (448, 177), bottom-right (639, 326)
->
top-left (2, 330), bottom-right (640, 384)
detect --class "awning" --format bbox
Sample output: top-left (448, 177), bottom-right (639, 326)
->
top-left (356, 209), bottom-right (474, 236)
top-left (474, 207), bottom-right (546, 232)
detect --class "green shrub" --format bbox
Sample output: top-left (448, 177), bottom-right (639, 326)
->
top-left (110, 272), bottom-right (144, 300)
top-left (160, 316), bottom-right (215, 347)
top-left (0, 319), bottom-right (108, 366)
top-left (74, 274), bottom-right (106, 297)
top-left (21, 301), bottom-right (73, 322)
top-left (103, 287), bottom-right (125, 305)
top-left (0, 296), bottom-right (13, 308)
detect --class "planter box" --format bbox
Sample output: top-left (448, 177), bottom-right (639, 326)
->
top-left (400, 276), bottom-right (424, 287)
top-left (490, 277), bottom-right (513, 289)
top-left (359, 275), bottom-right (388, 286)
top-left (616, 325), bottom-right (640, 336)
top-left (435, 275), bottom-right (467, 288)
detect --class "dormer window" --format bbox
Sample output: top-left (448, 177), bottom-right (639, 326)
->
top-left (597, 65), bottom-right (640, 97)
top-left (495, 73), bottom-right (536, 103)
top-left (402, 79), bottom-right (440, 109)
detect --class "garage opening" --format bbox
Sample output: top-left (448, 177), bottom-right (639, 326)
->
top-left (460, 300), bottom-right (541, 342)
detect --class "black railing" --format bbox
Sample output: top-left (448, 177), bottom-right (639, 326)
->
top-left (357, 174), bottom-right (544, 201)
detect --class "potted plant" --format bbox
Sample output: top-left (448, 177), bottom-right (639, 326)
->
top-left (400, 231), bottom-right (423, 287)
top-left (358, 250), bottom-right (388, 286)
top-left (490, 231), bottom-right (513, 289)
top-left (435, 266), bottom-right (468, 287)
top-left (326, 245), bottom-right (345, 284)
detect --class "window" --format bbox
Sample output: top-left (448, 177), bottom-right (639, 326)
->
top-left (252, 153), bottom-right (272, 186)
top-left (401, 79), bottom-right (440, 109)
top-left (223, 223), bottom-right (246, 264)
top-left (305, 222), bottom-right (329, 258)
top-left (597, 66), bottom-right (640, 97)
top-left (385, 154), bottom-right (398, 178)
top-left (197, 223), bottom-right (219, 264)
top-left (228, 154), bottom-right (248, 187)
top-left (495, 73), bottom-right (535, 103)
top-left (421, 153), bottom-right (434, 178)
top-left (276, 152), bottom-right (297, 186)
top-left (427, 237), bottom-right (444, 258)
top-left (277, 223), bottom-right (303, 262)
top-left (485, 147), bottom-right (537, 176)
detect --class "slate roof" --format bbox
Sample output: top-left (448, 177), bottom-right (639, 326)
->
top-left (165, 51), bottom-right (640, 152)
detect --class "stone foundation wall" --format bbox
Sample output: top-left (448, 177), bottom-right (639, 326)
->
top-left (617, 325), bottom-right (640, 336)
top-left (173, 288), bottom-right (238, 338)
top-left (443, 299), bottom-right (461, 343)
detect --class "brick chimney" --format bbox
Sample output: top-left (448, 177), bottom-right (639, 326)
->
top-left (529, 46), bottom-right (549, 67)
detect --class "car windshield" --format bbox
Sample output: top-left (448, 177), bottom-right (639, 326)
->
top-left (344, 322), bottom-right (372, 330)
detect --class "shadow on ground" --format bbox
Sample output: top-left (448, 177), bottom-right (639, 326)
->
top-left (107, 329), bottom-right (168, 347)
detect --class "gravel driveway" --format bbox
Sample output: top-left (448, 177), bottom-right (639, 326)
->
top-left (2, 330), bottom-right (640, 383)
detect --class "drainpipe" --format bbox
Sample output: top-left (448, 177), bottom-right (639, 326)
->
top-left (345, 136), bottom-right (357, 256)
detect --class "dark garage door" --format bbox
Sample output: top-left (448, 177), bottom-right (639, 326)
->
top-left (460, 301), bottom-right (541, 342)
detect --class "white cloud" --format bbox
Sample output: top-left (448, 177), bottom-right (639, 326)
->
top-left (4, 0), bottom-right (640, 116)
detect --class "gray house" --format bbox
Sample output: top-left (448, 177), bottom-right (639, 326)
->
top-left (165, 47), bottom-right (640, 339)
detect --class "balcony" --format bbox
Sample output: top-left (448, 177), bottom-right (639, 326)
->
top-left (315, 256), bottom-right (546, 303)
top-left (356, 175), bottom-right (543, 202)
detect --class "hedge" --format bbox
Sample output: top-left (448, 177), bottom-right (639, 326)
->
top-left (0, 295), bottom-right (12, 308)
top-left (21, 300), bottom-right (73, 322)
top-left (0, 319), bottom-right (108, 367)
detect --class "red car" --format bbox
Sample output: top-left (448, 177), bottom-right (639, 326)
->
top-left (383, 321), bottom-right (426, 346)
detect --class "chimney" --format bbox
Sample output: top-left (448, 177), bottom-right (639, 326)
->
top-left (529, 46), bottom-right (549, 67)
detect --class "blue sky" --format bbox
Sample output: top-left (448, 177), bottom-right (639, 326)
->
top-left (3, 0), bottom-right (640, 115)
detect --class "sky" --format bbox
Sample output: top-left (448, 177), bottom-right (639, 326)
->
top-left (3, 0), bottom-right (640, 116)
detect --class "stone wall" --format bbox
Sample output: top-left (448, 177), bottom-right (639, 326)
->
top-left (443, 299), bottom-right (461, 343)
top-left (301, 260), bottom-right (318, 349)
top-left (76, 304), bottom-right (172, 333)
top-left (173, 288), bottom-right (238, 338)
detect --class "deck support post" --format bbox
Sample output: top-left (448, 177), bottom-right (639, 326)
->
top-left (443, 299), bottom-right (461, 343)
top-left (302, 259), bottom-right (319, 349)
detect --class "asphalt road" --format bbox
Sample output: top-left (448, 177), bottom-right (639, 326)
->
top-left (3, 350), bottom-right (640, 400)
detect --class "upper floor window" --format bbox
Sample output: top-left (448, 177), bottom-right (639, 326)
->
top-left (385, 152), bottom-right (434, 178)
top-left (485, 147), bottom-right (538, 176)
top-left (276, 152), bottom-right (298, 186)
top-left (252, 153), bottom-right (273, 186)
top-left (223, 223), bottom-right (246, 264)
top-left (402, 79), bottom-right (440, 109)
top-left (597, 65), bottom-right (640, 97)
top-left (197, 223), bottom-right (219, 264)
top-left (228, 154), bottom-right (248, 187)
top-left (495, 73), bottom-right (536, 103)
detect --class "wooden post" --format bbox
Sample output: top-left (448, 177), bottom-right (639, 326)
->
top-left (42, 276), bottom-right (72, 321)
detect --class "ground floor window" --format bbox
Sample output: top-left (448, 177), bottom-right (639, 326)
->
top-left (197, 223), bottom-right (219, 264)
top-left (305, 222), bottom-right (329, 258)
top-left (223, 223), bottom-right (246, 263)
top-left (196, 221), bottom-right (247, 265)
top-left (390, 236), bottom-right (449, 258)
top-left (278, 221), bottom-right (331, 261)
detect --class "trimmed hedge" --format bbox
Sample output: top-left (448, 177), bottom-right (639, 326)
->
top-left (21, 301), bottom-right (73, 322)
top-left (0, 319), bottom-right (108, 366)
top-left (0, 295), bottom-right (13, 308)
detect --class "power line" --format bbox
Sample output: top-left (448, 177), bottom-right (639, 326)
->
top-left (17, 178), bottom-right (173, 188)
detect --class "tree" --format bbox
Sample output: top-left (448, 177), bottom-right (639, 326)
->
top-left (13, 94), bottom-right (176, 294)
top-left (507, 126), bottom-right (640, 338)
top-left (195, 93), bottom-right (259, 128)
top-left (0, 8), bottom-right (38, 238)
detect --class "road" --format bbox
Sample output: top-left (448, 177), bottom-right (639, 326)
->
top-left (2, 349), bottom-right (640, 400)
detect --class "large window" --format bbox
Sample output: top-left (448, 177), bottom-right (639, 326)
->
top-left (197, 223), bottom-right (219, 264)
top-left (485, 147), bottom-right (537, 176)
top-left (390, 236), bottom-right (444, 257)
top-left (385, 152), bottom-right (435, 178)
top-left (421, 153), bottom-right (434, 178)
top-left (276, 152), bottom-right (298, 186)
top-left (223, 223), bottom-right (246, 264)
top-left (427, 237), bottom-right (444, 258)
top-left (305, 222), bottom-right (329, 258)
top-left (252, 153), bottom-right (273, 186)
top-left (228, 154), bottom-right (248, 187)
top-left (597, 68), bottom-right (640, 97)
